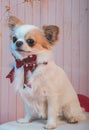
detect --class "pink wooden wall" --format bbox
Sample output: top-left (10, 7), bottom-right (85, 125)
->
top-left (0, 0), bottom-right (89, 124)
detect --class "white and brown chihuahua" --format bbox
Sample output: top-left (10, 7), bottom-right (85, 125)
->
top-left (7, 16), bottom-right (86, 129)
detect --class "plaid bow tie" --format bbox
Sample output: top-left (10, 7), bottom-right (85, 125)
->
top-left (6, 55), bottom-right (37, 85)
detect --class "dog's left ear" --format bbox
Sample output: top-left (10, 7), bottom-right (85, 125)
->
top-left (42, 25), bottom-right (59, 45)
top-left (8, 15), bottom-right (23, 31)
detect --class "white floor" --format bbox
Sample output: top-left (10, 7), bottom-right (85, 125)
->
top-left (0, 113), bottom-right (89, 130)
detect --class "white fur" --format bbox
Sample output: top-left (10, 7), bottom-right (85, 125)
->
top-left (9, 24), bottom-right (86, 129)
top-left (15, 25), bottom-right (39, 38)
top-left (13, 50), bottom-right (86, 129)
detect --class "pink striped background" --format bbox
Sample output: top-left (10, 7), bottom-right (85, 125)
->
top-left (0, 0), bottom-right (89, 124)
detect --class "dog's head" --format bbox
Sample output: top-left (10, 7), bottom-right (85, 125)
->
top-left (8, 16), bottom-right (59, 59)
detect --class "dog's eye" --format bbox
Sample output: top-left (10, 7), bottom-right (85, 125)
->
top-left (26, 39), bottom-right (34, 47)
top-left (13, 36), bottom-right (18, 43)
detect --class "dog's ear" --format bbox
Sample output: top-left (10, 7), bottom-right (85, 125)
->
top-left (42, 25), bottom-right (59, 45)
top-left (8, 15), bottom-right (23, 31)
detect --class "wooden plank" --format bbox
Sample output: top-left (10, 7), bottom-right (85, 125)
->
top-left (0, 0), bottom-right (10, 123)
top-left (71, 0), bottom-right (80, 93)
top-left (48, 0), bottom-right (56, 24)
top-left (24, 2), bottom-right (33, 24)
top-left (8, 0), bottom-right (17, 122)
top-left (0, 0), bottom-right (2, 124)
top-left (88, 0), bottom-right (89, 97)
top-left (55, 0), bottom-right (64, 68)
top-left (63, 0), bottom-right (72, 81)
top-left (17, 0), bottom-right (25, 21)
top-left (33, 0), bottom-right (41, 27)
top-left (80, 0), bottom-right (88, 96)
top-left (40, 0), bottom-right (48, 26)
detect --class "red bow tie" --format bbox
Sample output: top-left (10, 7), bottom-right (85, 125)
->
top-left (6, 55), bottom-right (37, 85)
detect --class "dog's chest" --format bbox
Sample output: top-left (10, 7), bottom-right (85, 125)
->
top-left (15, 65), bottom-right (48, 100)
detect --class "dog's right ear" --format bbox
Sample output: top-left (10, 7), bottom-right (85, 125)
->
top-left (8, 15), bottom-right (23, 31)
top-left (42, 25), bottom-right (59, 45)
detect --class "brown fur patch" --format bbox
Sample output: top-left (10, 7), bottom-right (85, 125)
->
top-left (43, 25), bottom-right (59, 45)
top-left (24, 29), bottom-right (51, 50)
top-left (8, 15), bottom-right (23, 30)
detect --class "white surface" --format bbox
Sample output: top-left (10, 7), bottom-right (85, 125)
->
top-left (0, 113), bottom-right (89, 130)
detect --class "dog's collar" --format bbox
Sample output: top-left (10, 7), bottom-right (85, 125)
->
top-left (6, 54), bottom-right (48, 87)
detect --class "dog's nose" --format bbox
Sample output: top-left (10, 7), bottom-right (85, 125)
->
top-left (16, 41), bottom-right (23, 47)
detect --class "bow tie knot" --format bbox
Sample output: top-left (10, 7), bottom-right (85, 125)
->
top-left (16, 55), bottom-right (37, 68)
top-left (6, 55), bottom-right (37, 85)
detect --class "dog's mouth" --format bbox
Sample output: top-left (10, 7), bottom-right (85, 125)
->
top-left (16, 49), bottom-right (31, 53)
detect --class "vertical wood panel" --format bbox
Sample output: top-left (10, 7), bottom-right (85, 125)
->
top-left (88, 0), bottom-right (89, 96)
top-left (0, 0), bottom-right (2, 123)
top-left (55, 0), bottom-right (64, 67)
top-left (40, 0), bottom-right (48, 26)
top-left (80, 0), bottom-right (88, 96)
top-left (0, 0), bottom-right (10, 123)
top-left (72, 0), bottom-right (80, 92)
top-left (8, 0), bottom-right (17, 122)
top-left (33, 0), bottom-right (41, 27)
top-left (64, 0), bottom-right (72, 80)
top-left (24, 2), bottom-right (33, 24)
top-left (48, 0), bottom-right (56, 24)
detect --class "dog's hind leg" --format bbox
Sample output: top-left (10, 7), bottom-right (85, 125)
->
top-left (63, 100), bottom-right (86, 124)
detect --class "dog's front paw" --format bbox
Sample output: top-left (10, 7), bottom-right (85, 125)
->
top-left (17, 118), bottom-right (32, 124)
top-left (44, 123), bottom-right (57, 129)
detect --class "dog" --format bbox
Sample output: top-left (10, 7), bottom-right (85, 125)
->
top-left (6, 15), bottom-right (86, 129)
